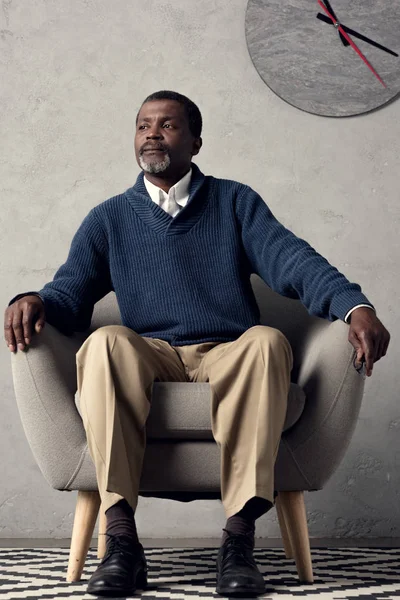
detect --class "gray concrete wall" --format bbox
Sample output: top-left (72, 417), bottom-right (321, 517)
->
top-left (1, 0), bottom-right (399, 539)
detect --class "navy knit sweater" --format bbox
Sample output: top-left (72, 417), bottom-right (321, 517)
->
top-left (15, 163), bottom-right (374, 345)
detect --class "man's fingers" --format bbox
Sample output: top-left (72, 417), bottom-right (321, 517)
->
top-left (349, 331), bottom-right (364, 367)
top-left (352, 328), bottom-right (374, 376)
top-left (33, 310), bottom-right (45, 334)
top-left (22, 304), bottom-right (36, 344)
top-left (12, 314), bottom-right (26, 351)
top-left (375, 337), bottom-right (386, 363)
top-left (35, 319), bottom-right (44, 333)
top-left (359, 331), bottom-right (374, 376)
top-left (349, 316), bottom-right (391, 376)
top-left (382, 336), bottom-right (390, 357)
top-left (4, 297), bottom-right (46, 352)
top-left (4, 310), bottom-right (17, 352)
top-left (376, 330), bottom-right (390, 362)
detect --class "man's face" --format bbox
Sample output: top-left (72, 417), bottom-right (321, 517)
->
top-left (134, 99), bottom-right (201, 176)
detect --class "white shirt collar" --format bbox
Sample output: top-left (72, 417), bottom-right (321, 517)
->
top-left (143, 168), bottom-right (192, 207)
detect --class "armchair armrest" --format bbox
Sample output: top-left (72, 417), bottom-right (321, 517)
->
top-left (276, 318), bottom-right (365, 490)
top-left (10, 324), bottom-right (89, 490)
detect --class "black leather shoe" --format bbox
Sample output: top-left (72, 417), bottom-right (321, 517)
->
top-left (216, 530), bottom-right (266, 597)
top-left (87, 533), bottom-right (148, 597)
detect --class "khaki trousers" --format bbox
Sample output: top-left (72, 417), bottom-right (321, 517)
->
top-left (76, 325), bottom-right (293, 519)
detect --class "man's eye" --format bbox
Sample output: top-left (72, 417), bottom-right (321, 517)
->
top-left (163, 124), bottom-right (172, 128)
top-left (139, 125), bottom-right (147, 130)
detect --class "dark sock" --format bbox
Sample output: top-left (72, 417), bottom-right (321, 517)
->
top-left (221, 516), bottom-right (255, 546)
top-left (105, 498), bottom-right (139, 543)
top-left (221, 497), bottom-right (273, 546)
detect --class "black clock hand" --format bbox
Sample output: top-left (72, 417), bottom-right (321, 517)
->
top-left (317, 13), bottom-right (399, 57)
top-left (322, 0), bottom-right (349, 46)
top-left (338, 24), bottom-right (398, 57)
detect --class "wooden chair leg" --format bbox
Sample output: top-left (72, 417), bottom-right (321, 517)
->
top-left (97, 506), bottom-right (107, 560)
top-left (67, 491), bottom-right (101, 582)
top-left (277, 491), bottom-right (314, 583)
top-left (275, 495), bottom-right (293, 558)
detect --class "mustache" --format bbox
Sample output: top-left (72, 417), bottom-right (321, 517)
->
top-left (139, 143), bottom-right (170, 155)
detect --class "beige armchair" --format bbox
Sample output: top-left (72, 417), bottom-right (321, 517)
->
top-left (10, 275), bottom-right (366, 584)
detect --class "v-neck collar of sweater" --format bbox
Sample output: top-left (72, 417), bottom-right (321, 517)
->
top-left (124, 162), bottom-right (208, 236)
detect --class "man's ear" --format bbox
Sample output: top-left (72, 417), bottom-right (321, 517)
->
top-left (192, 137), bottom-right (202, 156)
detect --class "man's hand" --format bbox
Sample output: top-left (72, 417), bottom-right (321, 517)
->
top-left (4, 295), bottom-right (46, 353)
top-left (348, 307), bottom-right (390, 377)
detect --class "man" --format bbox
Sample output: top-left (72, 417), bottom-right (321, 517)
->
top-left (4, 90), bottom-right (390, 597)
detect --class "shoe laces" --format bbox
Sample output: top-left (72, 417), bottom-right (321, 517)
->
top-left (221, 529), bottom-right (256, 568)
top-left (102, 533), bottom-right (138, 560)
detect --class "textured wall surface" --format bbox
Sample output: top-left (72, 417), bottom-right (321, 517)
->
top-left (1, 0), bottom-right (399, 539)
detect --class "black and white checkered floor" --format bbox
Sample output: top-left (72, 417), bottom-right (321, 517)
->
top-left (0, 546), bottom-right (399, 599)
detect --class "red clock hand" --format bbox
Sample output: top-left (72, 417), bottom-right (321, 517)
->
top-left (317, 0), bottom-right (386, 88)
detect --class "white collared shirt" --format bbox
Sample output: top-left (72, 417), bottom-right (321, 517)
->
top-left (142, 167), bottom-right (373, 324)
top-left (143, 168), bottom-right (192, 218)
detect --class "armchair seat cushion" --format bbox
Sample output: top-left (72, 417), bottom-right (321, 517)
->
top-left (75, 381), bottom-right (305, 441)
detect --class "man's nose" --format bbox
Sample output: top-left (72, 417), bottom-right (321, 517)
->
top-left (146, 128), bottom-right (163, 139)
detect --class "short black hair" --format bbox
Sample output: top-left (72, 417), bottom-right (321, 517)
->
top-left (136, 90), bottom-right (202, 138)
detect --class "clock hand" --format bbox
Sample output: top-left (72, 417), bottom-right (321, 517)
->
top-left (322, 0), bottom-right (348, 46)
top-left (317, 13), bottom-right (398, 57)
top-left (341, 26), bottom-right (398, 57)
top-left (317, 0), bottom-right (386, 87)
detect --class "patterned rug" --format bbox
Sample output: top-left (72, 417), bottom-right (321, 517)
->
top-left (0, 546), bottom-right (399, 599)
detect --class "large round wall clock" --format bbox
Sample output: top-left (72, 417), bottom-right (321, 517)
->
top-left (245, 0), bottom-right (400, 117)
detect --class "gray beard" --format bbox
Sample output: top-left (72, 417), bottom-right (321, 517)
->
top-left (139, 153), bottom-right (171, 174)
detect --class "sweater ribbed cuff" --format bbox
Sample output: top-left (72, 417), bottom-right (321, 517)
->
top-left (330, 289), bottom-right (375, 323)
